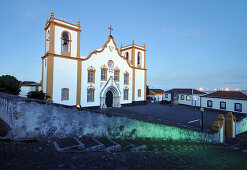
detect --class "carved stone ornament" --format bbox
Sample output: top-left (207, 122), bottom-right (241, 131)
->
top-left (87, 65), bottom-right (96, 71)
top-left (101, 64), bottom-right (107, 69)
top-left (100, 82), bottom-right (104, 87)
top-left (87, 84), bottom-right (95, 90)
top-left (124, 86), bottom-right (129, 90)
top-left (114, 66), bottom-right (120, 71)
top-left (109, 46), bottom-right (114, 52)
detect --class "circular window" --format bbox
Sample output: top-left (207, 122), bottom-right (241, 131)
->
top-left (108, 60), bottom-right (114, 68)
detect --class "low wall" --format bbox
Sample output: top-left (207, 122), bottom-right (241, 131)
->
top-left (0, 92), bottom-right (218, 142)
top-left (236, 117), bottom-right (247, 135)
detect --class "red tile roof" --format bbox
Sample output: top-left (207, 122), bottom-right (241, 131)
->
top-left (165, 88), bottom-right (206, 95)
top-left (20, 81), bottom-right (41, 86)
top-left (150, 89), bottom-right (166, 94)
top-left (201, 91), bottom-right (247, 100)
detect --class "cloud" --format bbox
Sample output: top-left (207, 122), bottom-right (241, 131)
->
top-left (162, 26), bottom-right (175, 32)
top-left (178, 28), bottom-right (202, 38)
top-left (162, 26), bottom-right (206, 39)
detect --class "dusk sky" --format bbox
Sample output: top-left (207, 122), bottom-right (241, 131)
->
top-left (1, 0), bottom-right (247, 91)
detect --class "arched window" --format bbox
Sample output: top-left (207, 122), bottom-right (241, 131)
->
top-left (137, 52), bottom-right (141, 66)
top-left (62, 31), bottom-right (70, 52)
top-left (125, 52), bottom-right (129, 60)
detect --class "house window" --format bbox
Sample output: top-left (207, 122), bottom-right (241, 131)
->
top-left (138, 89), bottom-right (141, 97)
top-left (207, 100), bottom-right (213, 107)
top-left (125, 52), bottom-right (129, 60)
top-left (181, 95), bottom-right (184, 100)
top-left (88, 71), bottom-right (95, 83)
top-left (235, 103), bottom-right (242, 112)
top-left (165, 94), bottom-right (168, 98)
top-left (124, 89), bottom-right (128, 100)
top-left (186, 95), bottom-right (190, 101)
top-left (101, 69), bottom-right (107, 81)
top-left (61, 88), bottom-right (69, 100)
top-left (124, 72), bottom-right (129, 85)
top-left (114, 70), bottom-right (119, 81)
top-left (87, 89), bottom-right (94, 102)
top-left (220, 101), bottom-right (226, 109)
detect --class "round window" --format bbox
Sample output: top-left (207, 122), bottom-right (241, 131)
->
top-left (108, 60), bottom-right (114, 68)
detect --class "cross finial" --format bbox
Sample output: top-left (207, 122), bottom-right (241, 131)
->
top-left (108, 25), bottom-right (113, 36)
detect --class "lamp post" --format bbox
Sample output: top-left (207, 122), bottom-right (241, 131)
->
top-left (194, 98), bottom-right (197, 114)
top-left (200, 107), bottom-right (204, 131)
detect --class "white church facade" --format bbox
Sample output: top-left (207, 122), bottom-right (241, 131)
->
top-left (41, 11), bottom-right (147, 109)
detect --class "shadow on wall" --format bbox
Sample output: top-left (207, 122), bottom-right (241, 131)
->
top-left (0, 92), bottom-right (218, 143)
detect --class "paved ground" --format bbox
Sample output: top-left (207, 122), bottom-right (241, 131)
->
top-left (1, 136), bottom-right (247, 169)
top-left (102, 103), bottom-right (246, 132)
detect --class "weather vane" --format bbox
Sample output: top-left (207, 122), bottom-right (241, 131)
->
top-left (108, 25), bottom-right (113, 36)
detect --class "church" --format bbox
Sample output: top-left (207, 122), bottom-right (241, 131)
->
top-left (41, 11), bottom-right (147, 109)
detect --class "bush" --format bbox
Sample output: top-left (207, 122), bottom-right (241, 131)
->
top-left (27, 90), bottom-right (50, 100)
top-left (0, 75), bottom-right (21, 95)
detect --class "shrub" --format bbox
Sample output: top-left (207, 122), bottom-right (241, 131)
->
top-left (27, 90), bottom-right (50, 100)
top-left (0, 75), bottom-right (21, 95)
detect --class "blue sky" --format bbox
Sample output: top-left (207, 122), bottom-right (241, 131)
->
top-left (1, 0), bottom-right (247, 90)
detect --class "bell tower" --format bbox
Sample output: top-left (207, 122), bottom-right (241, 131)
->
top-left (41, 11), bottom-right (81, 102)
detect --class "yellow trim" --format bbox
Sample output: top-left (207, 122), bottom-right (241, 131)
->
top-left (144, 69), bottom-right (147, 100)
top-left (42, 35), bottom-right (147, 70)
top-left (132, 45), bottom-right (136, 101)
top-left (61, 88), bottom-right (69, 100)
top-left (120, 46), bottom-right (146, 52)
top-left (87, 88), bottom-right (95, 102)
top-left (60, 30), bottom-right (72, 57)
top-left (45, 15), bottom-right (55, 101)
top-left (76, 28), bottom-right (81, 106)
top-left (124, 89), bottom-right (129, 100)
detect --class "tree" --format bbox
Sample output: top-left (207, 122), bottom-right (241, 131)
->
top-left (0, 75), bottom-right (21, 95)
top-left (146, 85), bottom-right (150, 96)
top-left (27, 91), bottom-right (50, 100)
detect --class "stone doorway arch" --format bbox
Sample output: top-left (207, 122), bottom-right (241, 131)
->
top-left (100, 86), bottom-right (121, 109)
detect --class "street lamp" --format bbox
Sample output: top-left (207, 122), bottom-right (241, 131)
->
top-left (194, 98), bottom-right (197, 114)
top-left (200, 107), bottom-right (204, 131)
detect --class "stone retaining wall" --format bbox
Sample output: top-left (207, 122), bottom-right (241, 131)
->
top-left (0, 92), bottom-right (218, 142)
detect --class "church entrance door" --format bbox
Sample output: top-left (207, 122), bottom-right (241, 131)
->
top-left (105, 91), bottom-right (113, 107)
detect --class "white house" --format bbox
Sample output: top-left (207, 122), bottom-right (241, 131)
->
top-left (19, 81), bottom-right (41, 97)
top-left (41, 11), bottom-right (147, 109)
top-left (163, 88), bottom-right (206, 106)
top-left (201, 91), bottom-right (247, 114)
top-left (148, 89), bottom-right (165, 103)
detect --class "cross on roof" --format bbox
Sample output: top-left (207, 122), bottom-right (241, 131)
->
top-left (108, 25), bottom-right (113, 36)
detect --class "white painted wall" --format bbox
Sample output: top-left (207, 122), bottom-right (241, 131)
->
top-left (80, 39), bottom-right (144, 107)
top-left (53, 57), bottom-right (77, 105)
top-left (54, 25), bottom-right (78, 57)
top-left (148, 94), bottom-right (163, 103)
top-left (19, 86), bottom-right (41, 97)
top-left (135, 69), bottom-right (145, 101)
top-left (201, 97), bottom-right (247, 114)
top-left (163, 93), bottom-right (171, 101)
